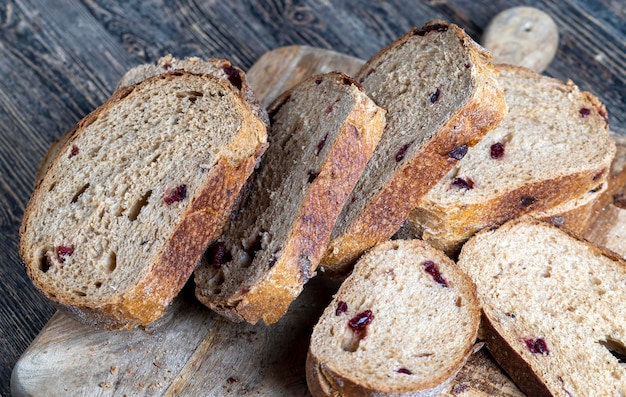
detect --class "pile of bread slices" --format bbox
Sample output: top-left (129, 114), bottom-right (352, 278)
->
top-left (20, 20), bottom-right (624, 396)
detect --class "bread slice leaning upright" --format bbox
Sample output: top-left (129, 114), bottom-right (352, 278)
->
top-left (19, 62), bottom-right (268, 329)
top-left (194, 72), bottom-right (386, 325)
top-left (307, 239), bottom-right (480, 397)
top-left (457, 218), bottom-right (626, 396)
top-left (320, 20), bottom-right (508, 274)
top-left (407, 64), bottom-right (615, 255)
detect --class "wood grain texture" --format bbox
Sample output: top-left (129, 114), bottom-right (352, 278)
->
top-left (1, 0), bottom-right (624, 395)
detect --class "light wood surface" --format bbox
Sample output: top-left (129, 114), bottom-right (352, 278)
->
top-left (14, 44), bottom-right (626, 397)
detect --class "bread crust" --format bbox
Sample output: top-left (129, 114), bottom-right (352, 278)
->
top-left (196, 73), bottom-right (386, 324)
top-left (20, 71), bottom-right (268, 329)
top-left (320, 21), bottom-right (507, 274)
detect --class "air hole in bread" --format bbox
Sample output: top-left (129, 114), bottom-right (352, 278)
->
top-left (456, 296), bottom-right (463, 307)
top-left (94, 281), bottom-right (103, 288)
top-left (71, 183), bottom-right (90, 203)
top-left (208, 269), bottom-right (225, 288)
top-left (599, 339), bottom-right (626, 365)
top-left (39, 252), bottom-right (52, 273)
top-left (341, 330), bottom-right (361, 352)
top-left (103, 251), bottom-right (117, 273)
top-left (128, 190), bottom-right (152, 221)
top-left (176, 90), bottom-right (204, 103)
top-left (48, 181), bottom-right (56, 192)
top-left (73, 290), bottom-right (87, 297)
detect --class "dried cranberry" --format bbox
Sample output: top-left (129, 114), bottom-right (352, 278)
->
top-left (396, 368), bottom-right (412, 375)
top-left (524, 338), bottom-right (549, 355)
top-left (335, 301), bottom-right (348, 316)
top-left (308, 170), bottom-right (319, 183)
top-left (580, 108), bottom-right (591, 118)
top-left (490, 142), bottom-right (505, 159)
top-left (448, 144), bottom-right (468, 160)
top-left (207, 242), bottom-right (231, 268)
top-left (395, 141), bottom-right (414, 162)
top-left (315, 134), bottom-right (328, 155)
top-left (464, 62), bottom-right (472, 69)
top-left (69, 145), bottom-right (79, 158)
top-left (423, 260), bottom-right (448, 287)
top-left (162, 62), bottom-right (172, 70)
top-left (453, 383), bottom-right (470, 393)
top-left (348, 310), bottom-right (374, 333)
top-left (56, 245), bottom-right (74, 264)
top-left (164, 185), bottom-right (187, 205)
top-left (342, 76), bottom-right (353, 85)
top-left (520, 196), bottom-right (537, 208)
top-left (223, 66), bottom-right (242, 91)
top-left (429, 88), bottom-right (440, 104)
top-left (451, 177), bottom-right (474, 190)
top-left (314, 77), bottom-right (323, 85)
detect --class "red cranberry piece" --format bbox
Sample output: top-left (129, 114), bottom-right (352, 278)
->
top-left (448, 144), bottom-right (468, 160)
top-left (163, 185), bottom-right (187, 205)
top-left (423, 260), bottom-right (448, 287)
top-left (348, 310), bottom-right (374, 335)
top-left (396, 368), bottom-right (412, 375)
top-left (162, 62), bottom-right (172, 70)
top-left (464, 62), bottom-right (472, 69)
top-left (69, 145), bottom-right (79, 158)
top-left (336, 301), bottom-right (348, 316)
top-left (315, 134), bottom-right (328, 155)
top-left (579, 108), bottom-right (591, 118)
top-left (520, 196), bottom-right (537, 208)
top-left (207, 242), bottom-right (231, 268)
top-left (453, 383), bottom-right (470, 393)
top-left (524, 337), bottom-right (549, 355)
top-left (222, 66), bottom-right (242, 91)
top-left (490, 142), bottom-right (505, 159)
top-left (56, 245), bottom-right (74, 264)
top-left (451, 177), bottom-right (474, 190)
top-left (314, 77), bottom-right (323, 85)
top-left (395, 141), bottom-right (414, 162)
top-left (429, 88), bottom-right (440, 104)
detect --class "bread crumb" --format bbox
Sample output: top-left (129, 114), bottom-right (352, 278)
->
top-left (99, 381), bottom-right (113, 389)
top-left (110, 365), bottom-right (119, 375)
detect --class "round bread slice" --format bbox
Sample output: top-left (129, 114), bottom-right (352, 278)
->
top-left (320, 21), bottom-right (507, 275)
top-left (307, 239), bottom-right (480, 397)
top-left (408, 64), bottom-right (615, 255)
top-left (458, 218), bottom-right (626, 396)
top-left (19, 70), bottom-right (268, 329)
top-left (194, 72), bottom-right (386, 325)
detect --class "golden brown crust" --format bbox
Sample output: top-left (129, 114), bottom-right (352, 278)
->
top-left (321, 76), bottom-right (507, 273)
top-left (197, 80), bottom-right (386, 323)
top-left (20, 71), bottom-right (268, 329)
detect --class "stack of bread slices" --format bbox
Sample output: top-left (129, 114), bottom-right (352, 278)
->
top-left (20, 19), bottom-right (621, 396)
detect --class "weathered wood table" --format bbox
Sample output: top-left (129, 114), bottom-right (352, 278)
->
top-left (1, 1), bottom-right (624, 395)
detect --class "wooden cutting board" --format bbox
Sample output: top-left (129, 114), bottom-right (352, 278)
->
top-left (11, 45), bottom-right (626, 397)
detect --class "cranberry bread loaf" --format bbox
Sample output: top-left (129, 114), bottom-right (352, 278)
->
top-left (320, 21), bottom-right (507, 274)
top-left (407, 64), bottom-right (615, 255)
top-left (307, 239), bottom-right (480, 397)
top-left (20, 69), bottom-right (268, 329)
top-left (457, 218), bottom-right (626, 396)
top-left (194, 72), bottom-right (385, 324)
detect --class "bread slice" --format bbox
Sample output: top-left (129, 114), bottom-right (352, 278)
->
top-left (457, 218), bottom-right (626, 396)
top-left (19, 69), bottom-right (268, 329)
top-left (408, 64), bottom-right (615, 255)
top-left (320, 21), bottom-right (507, 274)
top-left (307, 239), bottom-right (480, 397)
top-left (194, 72), bottom-right (386, 324)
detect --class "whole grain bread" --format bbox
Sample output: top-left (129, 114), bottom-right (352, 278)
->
top-left (407, 65), bottom-right (615, 255)
top-left (307, 239), bottom-right (480, 397)
top-left (320, 21), bottom-right (507, 274)
top-left (194, 72), bottom-right (386, 324)
top-left (20, 67), bottom-right (268, 329)
top-left (457, 218), bottom-right (626, 396)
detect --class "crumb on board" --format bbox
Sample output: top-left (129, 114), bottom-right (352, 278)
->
top-left (110, 365), bottom-right (119, 375)
top-left (99, 381), bottom-right (113, 389)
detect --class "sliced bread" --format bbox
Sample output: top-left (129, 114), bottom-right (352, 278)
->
top-left (20, 68), bottom-right (268, 329)
top-left (408, 64), bottom-right (615, 255)
top-left (320, 21), bottom-right (507, 274)
top-left (194, 72), bottom-right (386, 324)
top-left (307, 239), bottom-right (480, 397)
top-left (457, 218), bottom-right (626, 396)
